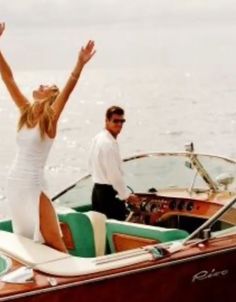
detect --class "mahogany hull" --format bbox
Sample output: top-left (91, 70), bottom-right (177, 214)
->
top-left (2, 245), bottom-right (235, 302)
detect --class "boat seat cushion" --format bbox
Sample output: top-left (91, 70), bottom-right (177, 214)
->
top-left (0, 230), bottom-right (67, 266)
top-left (58, 211), bottom-right (106, 257)
top-left (0, 231), bottom-right (154, 277)
top-left (106, 219), bottom-right (189, 253)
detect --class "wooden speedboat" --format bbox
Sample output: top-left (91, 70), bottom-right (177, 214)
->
top-left (0, 143), bottom-right (236, 302)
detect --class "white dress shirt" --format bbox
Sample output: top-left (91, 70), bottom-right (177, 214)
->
top-left (88, 129), bottom-right (130, 200)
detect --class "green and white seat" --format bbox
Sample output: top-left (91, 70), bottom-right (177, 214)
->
top-left (106, 219), bottom-right (189, 253)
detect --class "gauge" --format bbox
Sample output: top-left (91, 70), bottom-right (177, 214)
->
top-left (177, 201), bottom-right (185, 211)
top-left (169, 200), bottom-right (177, 210)
top-left (186, 201), bottom-right (194, 211)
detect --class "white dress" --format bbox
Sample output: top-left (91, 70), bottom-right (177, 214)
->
top-left (7, 126), bottom-right (54, 243)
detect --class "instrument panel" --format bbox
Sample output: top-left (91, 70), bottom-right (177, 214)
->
top-left (132, 193), bottom-right (222, 225)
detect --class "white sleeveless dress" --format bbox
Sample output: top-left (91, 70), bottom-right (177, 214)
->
top-left (7, 126), bottom-right (54, 243)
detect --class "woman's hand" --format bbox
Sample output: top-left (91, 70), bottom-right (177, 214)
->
top-left (51, 40), bottom-right (96, 122)
top-left (78, 40), bottom-right (96, 65)
top-left (0, 22), bottom-right (5, 37)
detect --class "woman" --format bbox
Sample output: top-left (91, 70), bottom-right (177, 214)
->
top-left (0, 22), bottom-right (95, 252)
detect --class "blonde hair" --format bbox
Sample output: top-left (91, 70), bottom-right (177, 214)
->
top-left (18, 92), bottom-right (59, 139)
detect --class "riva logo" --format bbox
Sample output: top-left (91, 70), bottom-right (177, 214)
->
top-left (192, 268), bottom-right (228, 282)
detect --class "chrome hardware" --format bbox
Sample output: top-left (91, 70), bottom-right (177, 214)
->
top-left (216, 173), bottom-right (234, 190)
top-left (1, 266), bottom-right (34, 284)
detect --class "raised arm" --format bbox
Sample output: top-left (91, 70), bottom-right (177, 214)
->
top-left (0, 22), bottom-right (29, 109)
top-left (52, 40), bottom-right (96, 122)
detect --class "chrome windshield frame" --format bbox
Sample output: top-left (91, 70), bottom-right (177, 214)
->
top-left (53, 151), bottom-right (236, 200)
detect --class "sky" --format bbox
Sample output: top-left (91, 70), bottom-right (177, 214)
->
top-left (1, 0), bottom-right (235, 28)
top-left (0, 0), bottom-right (235, 70)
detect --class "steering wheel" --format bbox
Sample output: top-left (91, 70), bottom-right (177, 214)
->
top-left (127, 185), bottom-right (134, 194)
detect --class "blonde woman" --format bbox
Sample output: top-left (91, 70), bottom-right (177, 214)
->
top-left (0, 22), bottom-right (95, 252)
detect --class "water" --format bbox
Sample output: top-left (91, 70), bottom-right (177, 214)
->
top-left (0, 22), bottom-right (236, 219)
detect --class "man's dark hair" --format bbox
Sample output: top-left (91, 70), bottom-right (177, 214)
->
top-left (106, 106), bottom-right (124, 120)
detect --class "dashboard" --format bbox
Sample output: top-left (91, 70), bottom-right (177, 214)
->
top-left (131, 193), bottom-right (222, 225)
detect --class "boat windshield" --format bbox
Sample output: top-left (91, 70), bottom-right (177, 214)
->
top-left (123, 153), bottom-right (236, 193)
top-left (55, 152), bottom-right (236, 209)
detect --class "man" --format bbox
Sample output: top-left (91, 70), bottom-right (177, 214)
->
top-left (88, 106), bottom-right (139, 220)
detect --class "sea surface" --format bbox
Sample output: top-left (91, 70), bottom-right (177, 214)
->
top-left (0, 22), bottom-right (236, 219)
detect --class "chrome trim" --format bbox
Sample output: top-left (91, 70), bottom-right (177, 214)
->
top-left (185, 152), bottom-right (219, 192)
top-left (122, 151), bottom-right (236, 164)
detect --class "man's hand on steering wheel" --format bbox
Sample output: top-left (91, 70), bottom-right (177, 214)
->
top-left (126, 194), bottom-right (140, 209)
